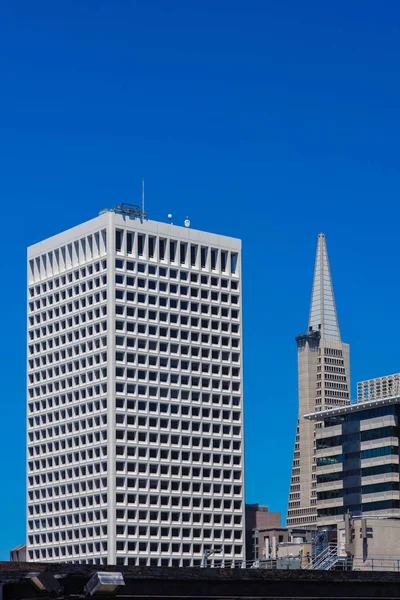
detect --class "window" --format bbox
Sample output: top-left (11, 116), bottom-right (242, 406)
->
top-left (180, 243), bottom-right (187, 265)
top-left (221, 251), bottom-right (227, 272)
top-left (127, 232), bottom-right (134, 254)
top-left (159, 239), bottom-right (166, 261)
top-left (138, 235), bottom-right (145, 257)
top-left (201, 247), bottom-right (208, 269)
top-left (170, 241), bottom-right (177, 262)
top-left (231, 253), bottom-right (238, 274)
top-left (149, 237), bottom-right (156, 259)
top-left (116, 230), bottom-right (123, 252)
top-left (211, 249), bottom-right (217, 271)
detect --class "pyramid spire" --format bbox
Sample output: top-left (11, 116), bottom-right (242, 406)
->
top-left (308, 233), bottom-right (341, 341)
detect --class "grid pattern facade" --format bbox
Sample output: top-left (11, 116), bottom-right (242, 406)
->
top-left (357, 374), bottom-right (400, 403)
top-left (309, 399), bottom-right (400, 527)
top-left (27, 212), bottom-right (244, 566)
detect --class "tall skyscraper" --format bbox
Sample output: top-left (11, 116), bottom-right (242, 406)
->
top-left (27, 206), bottom-right (244, 565)
top-left (287, 233), bottom-right (350, 528)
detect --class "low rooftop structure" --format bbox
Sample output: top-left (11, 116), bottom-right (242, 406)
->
top-left (2, 561), bottom-right (400, 599)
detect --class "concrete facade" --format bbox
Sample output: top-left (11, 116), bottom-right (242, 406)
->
top-left (10, 545), bottom-right (26, 562)
top-left (337, 516), bottom-right (400, 570)
top-left (27, 208), bottom-right (244, 566)
top-left (256, 527), bottom-right (313, 562)
top-left (306, 395), bottom-right (400, 528)
top-left (287, 234), bottom-right (351, 528)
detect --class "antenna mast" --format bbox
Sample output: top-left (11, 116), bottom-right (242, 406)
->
top-left (141, 179), bottom-right (145, 217)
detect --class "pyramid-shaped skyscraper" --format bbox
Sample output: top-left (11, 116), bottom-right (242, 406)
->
top-left (287, 233), bottom-right (350, 528)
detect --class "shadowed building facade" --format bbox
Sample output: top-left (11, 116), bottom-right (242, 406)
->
top-left (287, 234), bottom-right (350, 528)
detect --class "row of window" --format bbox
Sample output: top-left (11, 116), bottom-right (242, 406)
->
top-left (115, 333), bottom-right (240, 350)
top-left (115, 260), bottom-right (239, 286)
top-left (29, 351), bottom-right (106, 374)
top-left (317, 481), bottom-right (399, 500)
top-left (29, 395), bottom-right (106, 415)
top-left (316, 463), bottom-right (399, 484)
top-left (30, 544), bottom-right (242, 563)
top-left (324, 405), bottom-right (400, 427)
top-left (29, 249), bottom-right (107, 285)
top-left (28, 453), bottom-right (107, 474)
top-left (116, 377), bottom-right (240, 392)
top-left (29, 280), bottom-right (107, 312)
top-left (29, 335), bottom-right (107, 361)
top-left (29, 303), bottom-right (107, 328)
top-left (115, 290), bottom-right (240, 318)
top-left (115, 230), bottom-right (239, 275)
top-left (316, 445), bottom-right (399, 466)
top-left (316, 426), bottom-right (399, 450)
top-left (115, 273), bottom-right (239, 298)
top-left (318, 499), bottom-right (400, 518)
top-left (115, 401), bottom-right (241, 419)
top-left (115, 311), bottom-right (239, 333)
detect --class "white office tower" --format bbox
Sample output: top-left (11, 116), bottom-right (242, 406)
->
top-left (27, 205), bottom-right (244, 566)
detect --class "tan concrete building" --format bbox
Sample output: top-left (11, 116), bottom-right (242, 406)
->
top-left (337, 516), bottom-right (400, 570)
top-left (307, 392), bottom-right (400, 528)
top-left (255, 527), bottom-right (312, 562)
top-left (287, 234), bottom-right (351, 528)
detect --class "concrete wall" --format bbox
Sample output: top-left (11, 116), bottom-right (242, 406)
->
top-left (338, 517), bottom-right (400, 571)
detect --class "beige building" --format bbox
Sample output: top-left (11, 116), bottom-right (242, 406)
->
top-left (287, 234), bottom-right (351, 528)
top-left (306, 392), bottom-right (400, 528)
top-left (337, 516), bottom-right (400, 570)
top-left (255, 527), bottom-right (312, 563)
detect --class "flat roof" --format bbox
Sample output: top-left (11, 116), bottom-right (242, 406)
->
top-left (304, 395), bottom-right (400, 421)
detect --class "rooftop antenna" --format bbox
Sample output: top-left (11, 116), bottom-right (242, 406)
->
top-left (168, 213), bottom-right (173, 224)
top-left (141, 179), bottom-right (145, 221)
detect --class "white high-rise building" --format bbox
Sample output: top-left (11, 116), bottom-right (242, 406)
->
top-left (27, 206), bottom-right (244, 566)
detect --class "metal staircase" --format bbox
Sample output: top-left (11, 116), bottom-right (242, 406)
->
top-left (305, 543), bottom-right (344, 570)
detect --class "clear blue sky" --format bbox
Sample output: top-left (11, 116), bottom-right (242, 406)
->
top-left (1, 0), bottom-right (400, 559)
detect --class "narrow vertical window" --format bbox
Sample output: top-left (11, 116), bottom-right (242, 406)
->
top-left (127, 232), bottom-right (133, 255)
top-left (231, 252), bottom-right (238, 275)
top-left (180, 242), bottom-right (187, 265)
top-left (159, 239), bottom-right (166, 261)
top-left (101, 229), bottom-right (107, 253)
top-left (211, 249), bottom-right (218, 271)
top-left (61, 246), bottom-right (66, 269)
top-left (149, 237), bottom-right (156, 259)
top-left (81, 238), bottom-right (86, 260)
top-left (87, 236), bottom-right (93, 259)
top-left (115, 230), bottom-right (123, 253)
top-left (94, 233), bottom-right (100, 257)
top-left (170, 240), bottom-right (177, 262)
top-left (221, 251), bottom-right (227, 272)
top-left (29, 260), bottom-right (34, 283)
top-left (201, 247), bottom-right (208, 269)
top-left (74, 241), bottom-right (79, 264)
top-left (138, 234), bottom-right (145, 257)
top-left (67, 244), bottom-right (73, 267)
top-left (48, 252), bottom-right (53, 274)
top-left (191, 245), bottom-right (198, 267)
top-left (54, 249), bottom-right (60, 273)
